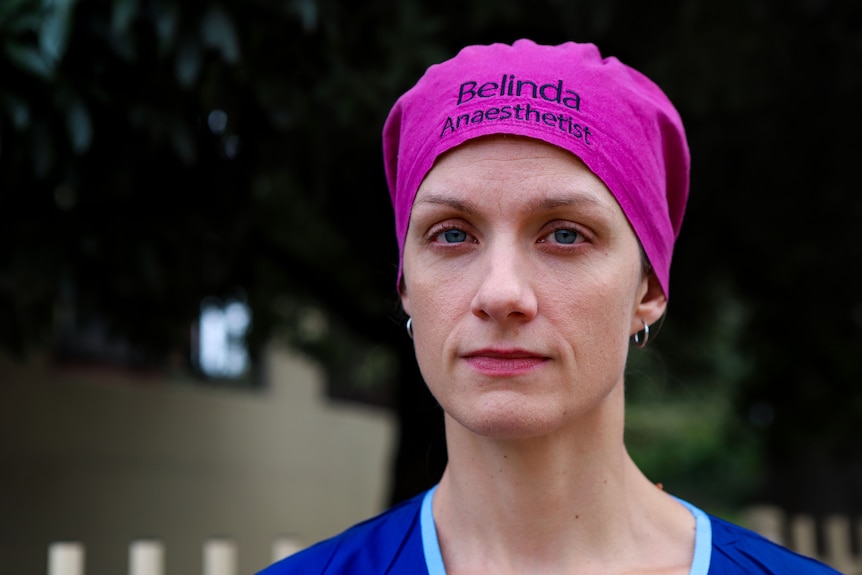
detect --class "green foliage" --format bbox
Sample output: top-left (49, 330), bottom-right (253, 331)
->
top-left (625, 279), bottom-right (762, 513)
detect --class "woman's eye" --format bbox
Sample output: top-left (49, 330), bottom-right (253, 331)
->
top-left (540, 227), bottom-right (581, 245)
top-left (552, 229), bottom-right (578, 244)
top-left (436, 228), bottom-right (468, 243)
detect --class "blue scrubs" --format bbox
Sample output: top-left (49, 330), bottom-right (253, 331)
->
top-left (257, 486), bottom-right (842, 574)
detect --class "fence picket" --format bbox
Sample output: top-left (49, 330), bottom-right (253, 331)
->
top-left (203, 538), bottom-right (237, 575)
top-left (129, 539), bottom-right (164, 575)
top-left (48, 542), bottom-right (85, 575)
top-left (741, 505), bottom-right (785, 544)
top-left (790, 514), bottom-right (818, 559)
top-left (271, 535), bottom-right (304, 563)
top-left (824, 514), bottom-right (856, 574)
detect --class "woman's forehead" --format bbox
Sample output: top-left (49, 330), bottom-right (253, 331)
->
top-left (433, 134), bottom-right (579, 165)
top-left (416, 136), bottom-right (620, 213)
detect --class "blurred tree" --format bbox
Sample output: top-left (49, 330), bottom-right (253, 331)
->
top-left (1, 0), bottom-right (860, 515)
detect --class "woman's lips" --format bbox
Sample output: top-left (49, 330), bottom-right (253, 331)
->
top-left (463, 349), bottom-right (549, 375)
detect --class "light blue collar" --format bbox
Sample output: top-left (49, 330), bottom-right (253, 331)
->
top-left (420, 485), bottom-right (712, 575)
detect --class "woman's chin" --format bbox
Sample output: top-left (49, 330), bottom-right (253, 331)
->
top-left (447, 400), bottom-right (564, 440)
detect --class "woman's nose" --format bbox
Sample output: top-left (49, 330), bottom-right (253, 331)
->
top-left (470, 247), bottom-right (538, 323)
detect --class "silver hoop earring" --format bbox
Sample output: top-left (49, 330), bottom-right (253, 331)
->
top-left (406, 317), bottom-right (414, 340)
top-left (632, 319), bottom-right (649, 348)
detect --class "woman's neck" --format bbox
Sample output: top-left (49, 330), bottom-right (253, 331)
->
top-left (431, 387), bottom-right (694, 575)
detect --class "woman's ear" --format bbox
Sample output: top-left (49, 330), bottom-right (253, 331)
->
top-left (399, 279), bottom-right (412, 317)
top-left (632, 271), bottom-right (667, 335)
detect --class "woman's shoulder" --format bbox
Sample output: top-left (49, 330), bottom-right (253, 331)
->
top-left (708, 514), bottom-right (843, 574)
top-left (255, 490), bottom-right (429, 575)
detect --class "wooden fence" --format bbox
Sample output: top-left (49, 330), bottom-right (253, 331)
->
top-left (44, 508), bottom-right (861, 574)
top-left (743, 506), bottom-right (861, 574)
top-left (46, 536), bottom-right (304, 575)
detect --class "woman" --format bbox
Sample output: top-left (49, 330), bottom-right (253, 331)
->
top-left (258, 39), bottom-right (840, 574)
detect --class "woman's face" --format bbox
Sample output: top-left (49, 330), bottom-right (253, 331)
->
top-left (401, 136), bottom-right (666, 439)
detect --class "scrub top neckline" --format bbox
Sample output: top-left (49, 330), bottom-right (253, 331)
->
top-left (420, 484), bottom-right (712, 575)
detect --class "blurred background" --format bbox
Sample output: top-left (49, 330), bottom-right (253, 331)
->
top-left (1, 0), bottom-right (861, 573)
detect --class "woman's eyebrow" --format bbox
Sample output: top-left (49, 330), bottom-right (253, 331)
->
top-left (527, 194), bottom-right (614, 214)
top-left (414, 191), bottom-right (615, 216)
top-left (413, 193), bottom-right (478, 215)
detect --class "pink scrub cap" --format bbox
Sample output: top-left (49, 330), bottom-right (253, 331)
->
top-left (383, 39), bottom-right (690, 297)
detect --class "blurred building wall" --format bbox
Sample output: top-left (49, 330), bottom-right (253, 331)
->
top-left (0, 343), bottom-right (396, 574)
